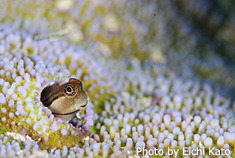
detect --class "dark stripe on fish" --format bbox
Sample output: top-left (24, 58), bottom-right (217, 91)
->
top-left (52, 109), bottom-right (80, 116)
top-left (41, 94), bottom-right (64, 107)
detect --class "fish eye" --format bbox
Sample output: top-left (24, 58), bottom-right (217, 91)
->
top-left (64, 85), bottom-right (75, 96)
top-left (67, 87), bottom-right (72, 92)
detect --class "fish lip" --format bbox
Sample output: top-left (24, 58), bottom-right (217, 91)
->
top-left (80, 99), bottom-right (88, 108)
top-left (80, 103), bottom-right (87, 108)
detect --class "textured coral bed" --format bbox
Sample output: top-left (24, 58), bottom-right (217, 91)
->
top-left (0, 0), bottom-right (235, 158)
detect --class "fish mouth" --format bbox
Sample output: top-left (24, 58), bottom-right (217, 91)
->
top-left (79, 99), bottom-right (88, 108)
top-left (80, 103), bottom-right (87, 108)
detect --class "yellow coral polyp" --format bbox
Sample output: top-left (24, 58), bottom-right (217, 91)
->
top-left (41, 111), bottom-right (45, 115)
top-left (29, 83), bottom-right (35, 90)
top-left (41, 133), bottom-right (46, 138)
top-left (18, 116), bottom-right (23, 120)
top-left (24, 124), bottom-right (30, 130)
top-left (46, 128), bottom-right (51, 133)
top-left (0, 125), bottom-right (7, 134)
top-left (26, 109), bottom-right (32, 113)
top-left (54, 131), bottom-right (60, 137)
top-left (11, 125), bottom-right (17, 130)
top-left (43, 122), bottom-right (48, 126)
top-left (32, 130), bottom-right (38, 136)
top-left (30, 117), bottom-right (35, 122)
top-left (44, 141), bottom-right (49, 147)
top-left (31, 78), bottom-right (36, 82)
top-left (36, 116), bottom-right (41, 121)
top-left (57, 124), bottom-right (61, 129)
top-left (17, 126), bottom-right (22, 131)
top-left (37, 125), bottom-right (42, 132)
top-left (48, 121), bottom-right (53, 127)
top-left (33, 110), bottom-right (38, 114)
top-left (61, 123), bottom-right (66, 129)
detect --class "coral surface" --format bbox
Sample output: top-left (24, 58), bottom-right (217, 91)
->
top-left (0, 0), bottom-right (235, 158)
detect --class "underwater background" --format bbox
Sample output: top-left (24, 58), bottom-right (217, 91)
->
top-left (0, 0), bottom-right (235, 157)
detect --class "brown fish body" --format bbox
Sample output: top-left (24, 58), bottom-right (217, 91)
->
top-left (40, 78), bottom-right (88, 122)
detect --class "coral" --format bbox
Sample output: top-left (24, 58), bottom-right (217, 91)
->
top-left (1, 28), bottom-right (235, 157)
top-left (1, 0), bottom-right (235, 86)
top-left (0, 0), bottom-right (235, 157)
